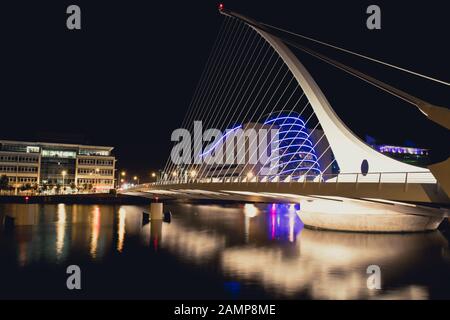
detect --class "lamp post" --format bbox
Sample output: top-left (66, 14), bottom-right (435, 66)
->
top-left (61, 170), bottom-right (67, 194)
top-left (61, 170), bottom-right (67, 186)
top-left (172, 171), bottom-right (177, 183)
top-left (190, 170), bottom-right (197, 183)
top-left (95, 168), bottom-right (100, 193)
top-left (133, 175), bottom-right (139, 185)
top-left (117, 170), bottom-right (126, 189)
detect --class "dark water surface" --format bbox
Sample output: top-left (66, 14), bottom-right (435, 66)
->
top-left (0, 203), bottom-right (449, 299)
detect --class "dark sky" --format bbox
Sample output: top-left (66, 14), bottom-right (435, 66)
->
top-left (1, 1), bottom-right (449, 180)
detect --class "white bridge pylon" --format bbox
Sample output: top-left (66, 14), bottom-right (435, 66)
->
top-left (228, 12), bottom-right (430, 176)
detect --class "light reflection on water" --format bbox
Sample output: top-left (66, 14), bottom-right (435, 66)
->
top-left (0, 203), bottom-right (449, 299)
top-left (56, 203), bottom-right (66, 260)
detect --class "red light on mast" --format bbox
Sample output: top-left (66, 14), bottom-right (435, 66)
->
top-left (218, 3), bottom-right (224, 11)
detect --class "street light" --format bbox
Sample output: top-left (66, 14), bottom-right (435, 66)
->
top-left (171, 171), bottom-right (178, 183)
top-left (61, 170), bottom-right (67, 186)
top-left (116, 170), bottom-right (126, 189)
top-left (150, 171), bottom-right (158, 183)
top-left (61, 170), bottom-right (67, 194)
top-left (95, 168), bottom-right (100, 192)
top-left (133, 176), bottom-right (139, 185)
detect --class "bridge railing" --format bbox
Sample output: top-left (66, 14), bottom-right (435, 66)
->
top-left (151, 171), bottom-right (436, 187)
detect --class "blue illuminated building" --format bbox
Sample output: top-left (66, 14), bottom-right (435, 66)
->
top-left (264, 112), bottom-right (321, 179)
top-left (376, 144), bottom-right (430, 167)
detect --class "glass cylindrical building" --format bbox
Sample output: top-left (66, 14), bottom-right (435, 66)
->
top-left (264, 112), bottom-right (321, 179)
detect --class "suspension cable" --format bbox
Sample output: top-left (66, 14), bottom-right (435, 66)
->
top-left (261, 22), bottom-right (450, 87)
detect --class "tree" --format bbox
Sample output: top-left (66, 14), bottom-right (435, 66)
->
top-left (20, 183), bottom-right (32, 192)
top-left (0, 175), bottom-right (9, 191)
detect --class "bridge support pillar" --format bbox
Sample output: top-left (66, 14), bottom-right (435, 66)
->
top-left (150, 202), bottom-right (163, 220)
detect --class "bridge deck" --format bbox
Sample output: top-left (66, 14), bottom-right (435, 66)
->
top-left (127, 180), bottom-right (448, 204)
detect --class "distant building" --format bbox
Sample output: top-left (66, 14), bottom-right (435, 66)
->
top-left (0, 140), bottom-right (116, 192)
top-left (182, 112), bottom-right (328, 182)
top-left (190, 123), bottom-right (278, 181)
top-left (265, 113), bottom-right (321, 178)
top-left (375, 145), bottom-right (430, 167)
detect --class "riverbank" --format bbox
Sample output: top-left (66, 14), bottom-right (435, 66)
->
top-left (0, 193), bottom-right (152, 205)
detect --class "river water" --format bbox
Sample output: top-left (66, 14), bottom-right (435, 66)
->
top-left (0, 203), bottom-right (449, 299)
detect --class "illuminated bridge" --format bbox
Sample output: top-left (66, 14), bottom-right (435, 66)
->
top-left (125, 5), bottom-right (450, 232)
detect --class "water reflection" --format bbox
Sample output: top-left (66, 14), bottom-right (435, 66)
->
top-left (117, 207), bottom-right (126, 253)
top-left (143, 217), bottom-right (226, 263)
top-left (0, 203), bottom-right (449, 299)
top-left (4, 204), bottom-right (39, 226)
top-left (150, 220), bottom-right (162, 251)
top-left (0, 204), bottom-right (118, 265)
top-left (244, 204), bottom-right (259, 243)
top-left (56, 204), bottom-right (66, 260)
top-left (89, 206), bottom-right (101, 259)
top-left (267, 203), bottom-right (303, 242)
top-left (288, 211), bottom-right (295, 243)
top-left (222, 228), bottom-right (446, 299)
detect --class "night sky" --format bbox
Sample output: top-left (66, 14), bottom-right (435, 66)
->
top-left (1, 1), bottom-right (449, 181)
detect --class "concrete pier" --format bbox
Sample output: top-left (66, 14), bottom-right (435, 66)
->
top-left (150, 202), bottom-right (163, 220)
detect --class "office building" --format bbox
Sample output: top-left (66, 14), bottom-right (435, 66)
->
top-left (0, 140), bottom-right (116, 192)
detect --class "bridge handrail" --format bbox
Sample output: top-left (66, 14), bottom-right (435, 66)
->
top-left (144, 171), bottom-right (436, 188)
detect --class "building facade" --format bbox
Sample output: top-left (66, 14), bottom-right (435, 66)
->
top-left (264, 112), bottom-right (322, 179)
top-left (180, 114), bottom-right (326, 183)
top-left (0, 140), bottom-right (116, 192)
top-left (374, 145), bottom-right (430, 167)
top-left (194, 122), bottom-right (278, 181)
top-left (195, 113), bottom-right (324, 182)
